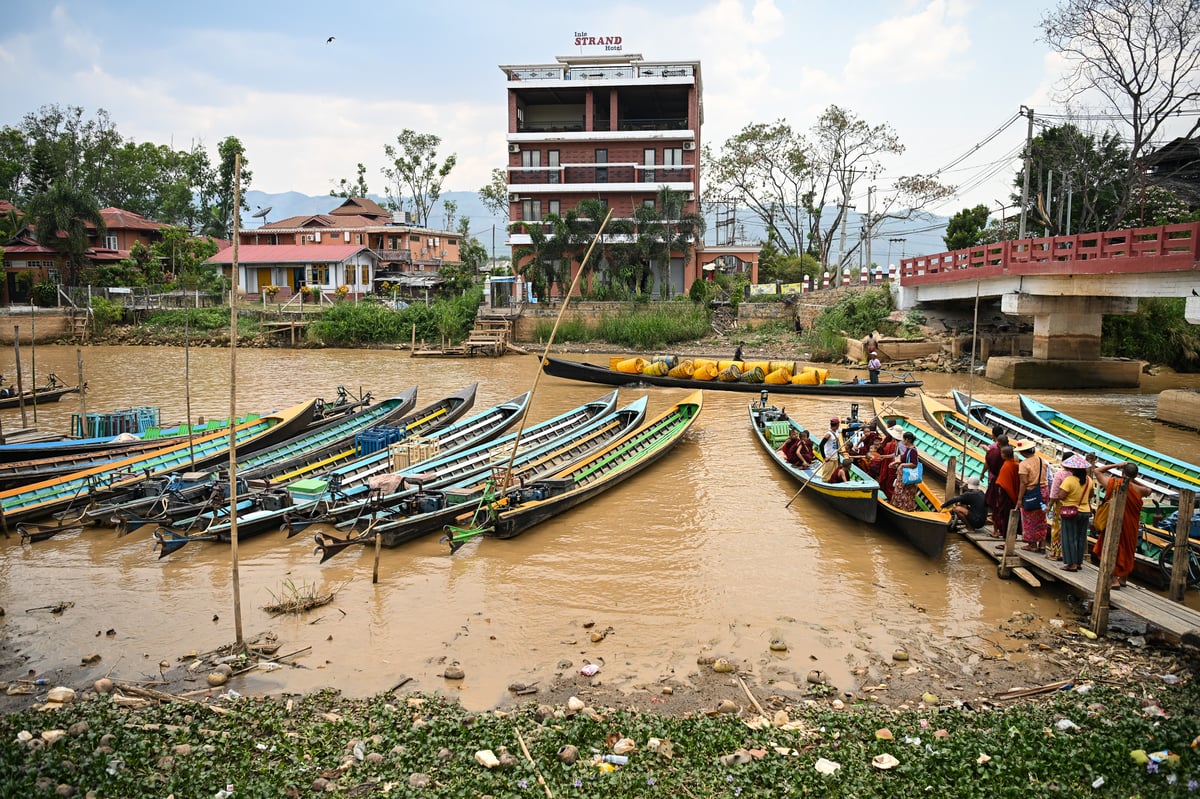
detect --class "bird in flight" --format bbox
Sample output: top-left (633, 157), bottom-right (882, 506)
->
top-left (326, 36), bottom-right (335, 43)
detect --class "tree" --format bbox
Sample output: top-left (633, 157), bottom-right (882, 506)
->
top-left (633, 187), bottom-right (706, 298)
top-left (478, 167), bottom-right (509, 219)
top-left (25, 182), bottom-right (106, 286)
top-left (381, 129), bottom-right (457, 228)
top-left (152, 225), bottom-right (220, 290)
top-left (943, 205), bottom-right (992, 250)
top-left (329, 163), bottom-right (370, 198)
top-left (1041, 0), bottom-right (1200, 223)
top-left (1012, 123), bottom-right (1129, 235)
top-left (200, 136), bottom-right (251, 239)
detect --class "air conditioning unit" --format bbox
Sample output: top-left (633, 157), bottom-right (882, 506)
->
top-left (508, 193), bottom-right (522, 203)
top-left (685, 192), bottom-right (696, 202)
top-left (508, 143), bottom-right (521, 153)
top-left (682, 141), bottom-right (696, 151)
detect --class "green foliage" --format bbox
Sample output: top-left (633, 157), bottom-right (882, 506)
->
top-left (532, 304), bottom-right (710, 350)
top-left (688, 277), bottom-right (714, 304)
top-left (381, 129), bottom-right (457, 228)
top-left (89, 295), bottom-right (124, 332)
top-left (144, 307), bottom-right (233, 332)
top-left (532, 317), bottom-right (590, 343)
top-left (310, 288), bottom-right (481, 346)
top-left (1103, 297), bottom-right (1200, 371)
top-left (944, 204), bottom-right (991, 250)
top-left (803, 287), bottom-right (895, 360)
top-left (30, 279), bottom-right (58, 307)
top-left (1, 683), bottom-right (1198, 798)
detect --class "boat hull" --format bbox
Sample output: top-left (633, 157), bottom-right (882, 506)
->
top-left (542, 356), bottom-right (920, 397)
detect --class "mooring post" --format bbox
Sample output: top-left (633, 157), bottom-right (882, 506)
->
top-left (1090, 480), bottom-right (1130, 635)
top-left (1169, 488), bottom-right (1195, 602)
top-left (997, 508), bottom-right (1021, 577)
top-left (373, 532), bottom-right (382, 584)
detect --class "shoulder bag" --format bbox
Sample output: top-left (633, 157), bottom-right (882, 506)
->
top-left (901, 460), bottom-right (923, 486)
top-left (1021, 459), bottom-right (1045, 511)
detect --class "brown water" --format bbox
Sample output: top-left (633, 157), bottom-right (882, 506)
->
top-left (3, 346), bottom-right (1200, 710)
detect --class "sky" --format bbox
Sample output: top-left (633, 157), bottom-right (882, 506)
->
top-left (0, 0), bottom-right (1166, 237)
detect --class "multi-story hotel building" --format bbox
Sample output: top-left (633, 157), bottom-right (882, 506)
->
top-left (501, 51), bottom-right (719, 297)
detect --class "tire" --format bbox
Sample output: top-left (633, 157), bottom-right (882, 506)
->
top-left (1157, 544), bottom-right (1200, 588)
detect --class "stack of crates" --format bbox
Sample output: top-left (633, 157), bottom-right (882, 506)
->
top-left (354, 424), bottom-right (405, 457)
top-left (288, 478), bottom-right (328, 504)
top-left (389, 436), bottom-right (441, 471)
top-left (72, 406), bottom-right (161, 438)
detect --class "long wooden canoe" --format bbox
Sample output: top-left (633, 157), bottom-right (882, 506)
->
top-left (0, 399), bottom-right (317, 527)
top-left (542, 355), bottom-right (920, 397)
top-left (312, 395), bottom-right (649, 559)
top-left (445, 391), bottom-right (704, 548)
top-left (876, 479), bottom-right (952, 559)
top-left (872, 398), bottom-right (989, 486)
top-left (749, 402), bottom-right (878, 523)
top-left (1020, 394), bottom-right (1200, 491)
top-left (0, 375), bottom-right (82, 411)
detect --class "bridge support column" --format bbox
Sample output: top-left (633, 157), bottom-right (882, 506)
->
top-left (986, 294), bottom-right (1142, 389)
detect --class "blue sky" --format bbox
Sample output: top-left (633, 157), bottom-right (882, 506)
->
top-left (0, 0), bottom-right (1141, 223)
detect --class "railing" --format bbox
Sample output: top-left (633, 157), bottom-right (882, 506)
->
top-left (899, 221), bottom-right (1200, 285)
top-left (372, 248), bottom-right (412, 262)
top-left (509, 164), bottom-right (694, 186)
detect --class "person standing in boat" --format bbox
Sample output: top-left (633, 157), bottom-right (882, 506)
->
top-left (733, 342), bottom-right (745, 362)
top-left (1016, 440), bottom-right (1051, 552)
top-left (889, 431), bottom-right (920, 511)
top-left (818, 417), bottom-right (842, 479)
top-left (1092, 461), bottom-right (1149, 589)
top-left (866, 351), bottom-right (882, 384)
top-left (1055, 454), bottom-right (1092, 572)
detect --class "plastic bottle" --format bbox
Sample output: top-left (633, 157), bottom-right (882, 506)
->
top-left (602, 754), bottom-right (628, 765)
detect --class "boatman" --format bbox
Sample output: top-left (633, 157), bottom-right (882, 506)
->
top-left (867, 351), bottom-right (882, 384)
top-left (819, 417), bottom-right (842, 479)
top-left (733, 341), bottom-right (745, 362)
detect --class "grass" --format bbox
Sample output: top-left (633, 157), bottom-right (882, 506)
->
top-left (261, 578), bottom-right (341, 616)
top-left (2, 682), bottom-right (1198, 797)
top-left (534, 305), bottom-right (712, 351)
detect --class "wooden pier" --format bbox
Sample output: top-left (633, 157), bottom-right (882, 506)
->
top-left (262, 320), bottom-right (310, 346)
top-left (411, 319), bottom-right (517, 358)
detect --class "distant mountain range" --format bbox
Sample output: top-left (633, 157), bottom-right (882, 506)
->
top-left (243, 190), bottom-right (951, 263)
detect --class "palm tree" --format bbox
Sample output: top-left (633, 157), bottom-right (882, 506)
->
top-left (25, 182), bottom-right (106, 287)
top-left (636, 187), bottom-right (705, 299)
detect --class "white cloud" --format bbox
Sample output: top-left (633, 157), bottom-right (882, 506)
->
top-left (844, 0), bottom-right (971, 87)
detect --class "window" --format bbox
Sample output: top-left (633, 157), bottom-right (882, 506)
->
top-left (360, 265), bottom-right (370, 285)
top-left (410, 234), bottom-right (422, 242)
top-left (547, 150), bottom-right (560, 184)
top-left (521, 199), bottom-right (542, 220)
top-left (663, 147), bottom-right (684, 166)
top-left (103, 235), bottom-right (118, 250)
top-left (356, 234), bottom-right (364, 244)
top-left (521, 150), bottom-right (541, 168)
top-left (595, 149), bottom-right (608, 183)
top-left (548, 199), bottom-right (561, 217)
top-left (643, 148), bottom-right (657, 182)
top-left (309, 265), bottom-right (330, 285)
top-left (47, 268), bottom-right (60, 284)
top-left (643, 198), bottom-right (656, 209)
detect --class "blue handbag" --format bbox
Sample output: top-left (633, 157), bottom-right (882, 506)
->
top-left (901, 461), bottom-right (923, 485)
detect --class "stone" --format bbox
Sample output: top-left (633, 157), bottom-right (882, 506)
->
top-left (443, 664), bottom-right (465, 680)
top-left (716, 699), bottom-right (738, 714)
top-left (67, 722), bottom-right (89, 737)
top-left (557, 745), bottom-right (579, 765)
top-left (407, 773), bottom-right (430, 789)
top-left (93, 678), bottom-right (113, 695)
top-left (46, 687), bottom-right (76, 704)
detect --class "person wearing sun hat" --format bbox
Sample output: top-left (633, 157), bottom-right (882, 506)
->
top-left (1055, 454), bottom-right (1093, 572)
top-left (941, 474), bottom-right (987, 532)
top-left (1016, 439), bottom-right (1051, 552)
top-left (1045, 450), bottom-right (1079, 560)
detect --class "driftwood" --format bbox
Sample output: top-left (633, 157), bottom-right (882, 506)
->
top-left (992, 678), bottom-right (1074, 701)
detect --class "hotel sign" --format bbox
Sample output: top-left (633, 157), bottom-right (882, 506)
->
top-left (574, 32), bottom-right (623, 51)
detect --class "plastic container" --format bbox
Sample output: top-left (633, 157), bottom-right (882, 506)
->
top-left (602, 755), bottom-right (628, 765)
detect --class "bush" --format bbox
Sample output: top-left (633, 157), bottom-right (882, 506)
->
top-left (594, 304), bottom-right (710, 350)
top-left (89, 296), bottom-right (124, 333)
top-left (802, 287), bottom-right (895, 361)
top-left (31, 279), bottom-right (58, 307)
top-left (1103, 297), bottom-right (1200, 371)
top-left (310, 288), bottom-right (482, 346)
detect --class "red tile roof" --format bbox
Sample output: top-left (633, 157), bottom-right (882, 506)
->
top-left (330, 197), bottom-right (390, 220)
top-left (205, 244), bottom-right (372, 265)
top-left (258, 214), bottom-right (375, 229)
top-left (92, 207), bottom-right (168, 231)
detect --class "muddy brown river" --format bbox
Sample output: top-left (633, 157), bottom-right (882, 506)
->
top-left (2, 345), bottom-right (1199, 710)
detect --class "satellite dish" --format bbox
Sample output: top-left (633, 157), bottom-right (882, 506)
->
top-left (251, 206), bottom-right (273, 219)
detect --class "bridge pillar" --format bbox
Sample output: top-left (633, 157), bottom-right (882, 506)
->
top-left (986, 294), bottom-right (1143, 389)
top-left (1002, 293), bottom-right (1137, 359)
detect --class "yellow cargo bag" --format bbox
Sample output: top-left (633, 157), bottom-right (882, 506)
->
top-left (691, 361), bottom-right (719, 381)
top-left (668, 360), bottom-right (695, 379)
top-left (615, 357), bottom-right (646, 374)
top-left (764, 367), bottom-right (792, 384)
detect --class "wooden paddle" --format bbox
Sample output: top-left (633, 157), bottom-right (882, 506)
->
top-left (784, 466), bottom-right (821, 507)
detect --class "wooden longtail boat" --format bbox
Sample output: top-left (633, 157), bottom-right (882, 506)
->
top-left (1, 399), bottom-right (317, 527)
top-left (0, 374), bottom-right (82, 411)
top-left (953, 390), bottom-right (1181, 506)
top-left (312, 395), bottom-right (649, 560)
top-left (88, 389), bottom-right (419, 533)
top-left (749, 402), bottom-right (878, 523)
top-left (1087, 524), bottom-right (1200, 591)
top-left (541, 355), bottom-right (921, 397)
top-left (1019, 394), bottom-right (1200, 491)
top-left (919, 393), bottom-right (995, 452)
top-left (872, 399), bottom-right (989, 486)
top-left (300, 391), bottom-right (621, 535)
top-left (875, 476), bottom-right (952, 559)
top-left (0, 389), bottom-right (411, 491)
top-left (151, 387), bottom-right (516, 557)
top-left (445, 391), bottom-right (704, 549)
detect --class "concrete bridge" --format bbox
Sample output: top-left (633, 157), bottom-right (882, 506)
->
top-left (896, 221), bottom-right (1200, 388)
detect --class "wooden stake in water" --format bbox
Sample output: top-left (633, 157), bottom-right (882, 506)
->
top-left (14, 329), bottom-right (27, 429)
top-left (1169, 488), bottom-right (1195, 602)
top-left (373, 532), bottom-right (382, 584)
top-left (76, 348), bottom-right (86, 433)
top-left (229, 151), bottom-right (245, 651)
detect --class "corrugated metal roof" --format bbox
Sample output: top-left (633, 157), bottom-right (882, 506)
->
top-left (205, 244), bottom-right (373, 265)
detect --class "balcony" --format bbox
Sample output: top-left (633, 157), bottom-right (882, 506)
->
top-left (372, 248), bottom-right (413, 262)
top-left (508, 164), bottom-right (694, 187)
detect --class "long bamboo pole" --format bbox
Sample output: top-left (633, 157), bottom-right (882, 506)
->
top-left (76, 349), bottom-right (86, 436)
top-left (958, 281), bottom-right (981, 484)
top-left (14, 329), bottom-right (27, 429)
top-left (229, 153), bottom-right (244, 650)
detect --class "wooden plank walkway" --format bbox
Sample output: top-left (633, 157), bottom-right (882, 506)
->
top-left (958, 526), bottom-right (1200, 639)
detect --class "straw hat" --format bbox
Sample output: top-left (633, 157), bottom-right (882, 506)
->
top-left (887, 425), bottom-right (906, 439)
top-left (1014, 440), bottom-right (1037, 452)
top-left (966, 475), bottom-right (981, 489)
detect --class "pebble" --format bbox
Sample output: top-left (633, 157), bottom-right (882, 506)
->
top-left (46, 687), bottom-right (76, 704)
top-left (474, 749), bottom-right (500, 768)
top-left (174, 744), bottom-right (192, 756)
top-left (437, 747), bottom-right (452, 760)
top-left (661, 686), bottom-right (673, 695)
top-left (443, 664), bottom-right (465, 680)
top-left (55, 785), bottom-right (75, 797)
top-left (892, 649), bottom-right (909, 661)
top-left (365, 752), bottom-right (384, 765)
top-left (42, 730), bottom-right (67, 745)
top-left (93, 678), bottom-right (113, 694)
top-left (68, 722), bottom-right (89, 737)
top-left (206, 672), bottom-right (228, 687)
top-left (717, 699), bottom-right (738, 714)
top-left (557, 744), bottom-right (579, 765)
top-left (311, 778), bottom-right (330, 792)
top-left (408, 773), bottom-right (430, 789)
top-left (567, 696), bottom-right (585, 713)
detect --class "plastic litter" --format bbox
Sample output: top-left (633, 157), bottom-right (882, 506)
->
top-left (1055, 719), bottom-right (1079, 731)
top-left (580, 663), bottom-right (600, 677)
top-left (814, 757), bottom-right (841, 775)
top-left (602, 754), bottom-right (628, 765)
top-left (1158, 674), bottom-right (1180, 685)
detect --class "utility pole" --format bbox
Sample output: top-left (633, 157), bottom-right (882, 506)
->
top-left (1019, 105), bottom-right (1034, 240)
top-left (864, 185), bottom-right (874, 273)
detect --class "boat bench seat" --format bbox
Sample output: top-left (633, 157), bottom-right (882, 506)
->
top-left (767, 421), bottom-right (791, 448)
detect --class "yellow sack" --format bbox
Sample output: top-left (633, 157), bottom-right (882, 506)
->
top-left (668, 360), bottom-right (695, 379)
top-left (769, 360), bottom-right (797, 374)
top-left (739, 366), bottom-right (766, 383)
top-left (609, 356), bottom-right (624, 370)
top-left (813, 368), bottom-right (829, 384)
top-left (642, 360), bottom-right (669, 377)
top-left (691, 362), bottom-right (719, 381)
top-left (693, 357), bottom-right (718, 371)
top-left (743, 360), bottom-right (770, 374)
top-left (717, 360), bottom-right (743, 372)
top-left (792, 367), bottom-right (820, 385)
top-left (764, 367), bottom-right (792, 384)
top-left (615, 357), bottom-right (646, 374)
top-left (718, 364), bottom-right (742, 382)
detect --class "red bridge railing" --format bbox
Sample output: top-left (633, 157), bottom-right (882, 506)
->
top-left (899, 221), bottom-right (1200, 286)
